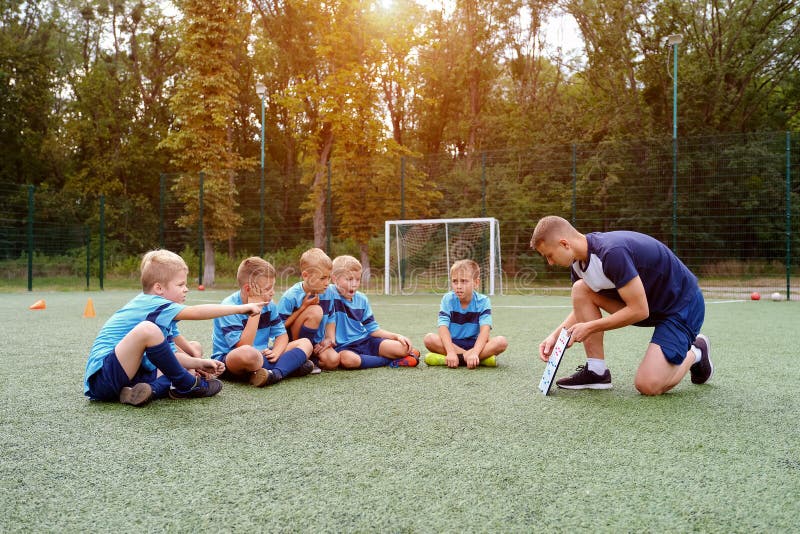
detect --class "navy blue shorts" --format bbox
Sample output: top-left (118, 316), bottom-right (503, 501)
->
top-left (337, 336), bottom-right (385, 356)
top-left (650, 289), bottom-right (705, 365)
top-left (450, 337), bottom-right (478, 350)
top-left (86, 350), bottom-right (157, 401)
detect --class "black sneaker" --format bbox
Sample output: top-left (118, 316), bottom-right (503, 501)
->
top-left (249, 368), bottom-right (280, 387)
top-left (119, 382), bottom-right (154, 407)
top-left (690, 334), bottom-right (714, 384)
top-left (288, 360), bottom-right (315, 378)
top-left (168, 376), bottom-right (223, 399)
top-left (556, 365), bottom-right (613, 390)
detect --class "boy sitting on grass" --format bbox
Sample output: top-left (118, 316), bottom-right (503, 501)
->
top-left (332, 255), bottom-right (420, 369)
top-left (83, 249), bottom-right (266, 407)
top-left (277, 247), bottom-right (339, 371)
top-left (212, 257), bottom-right (314, 387)
top-left (423, 259), bottom-right (508, 368)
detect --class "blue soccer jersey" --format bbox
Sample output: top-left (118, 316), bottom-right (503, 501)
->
top-left (437, 290), bottom-right (493, 341)
top-left (571, 231), bottom-right (699, 321)
top-left (331, 287), bottom-right (380, 347)
top-left (83, 293), bottom-right (185, 394)
top-left (211, 291), bottom-right (286, 359)
top-left (276, 282), bottom-right (335, 344)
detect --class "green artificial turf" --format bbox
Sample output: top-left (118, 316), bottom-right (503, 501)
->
top-left (1, 291), bottom-right (798, 532)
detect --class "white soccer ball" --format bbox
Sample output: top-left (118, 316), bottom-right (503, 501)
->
top-left (771, 292), bottom-right (781, 301)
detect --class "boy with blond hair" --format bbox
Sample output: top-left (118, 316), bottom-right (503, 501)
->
top-left (331, 255), bottom-right (420, 369)
top-left (84, 249), bottom-right (266, 407)
top-left (277, 247), bottom-right (339, 371)
top-left (423, 259), bottom-right (508, 368)
top-left (212, 257), bottom-right (313, 387)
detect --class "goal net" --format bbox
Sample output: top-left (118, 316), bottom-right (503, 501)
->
top-left (384, 218), bottom-right (502, 295)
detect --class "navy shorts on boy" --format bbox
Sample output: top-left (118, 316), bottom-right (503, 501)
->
top-left (83, 293), bottom-right (184, 399)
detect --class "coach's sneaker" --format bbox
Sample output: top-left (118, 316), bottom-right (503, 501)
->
top-left (169, 376), bottom-right (223, 399)
top-left (424, 352), bottom-right (446, 366)
top-left (249, 368), bottom-right (280, 387)
top-left (288, 360), bottom-right (315, 378)
top-left (479, 355), bottom-right (497, 367)
top-left (556, 365), bottom-right (613, 390)
top-left (690, 334), bottom-right (714, 384)
top-left (119, 382), bottom-right (154, 407)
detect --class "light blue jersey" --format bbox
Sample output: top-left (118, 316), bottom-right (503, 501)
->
top-left (276, 282), bottom-right (335, 343)
top-left (212, 291), bottom-right (286, 359)
top-left (83, 293), bottom-right (185, 394)
top-left (331, 286), bottom-right (380, 347)
top-left (437, 290), bottom-right (493, 340)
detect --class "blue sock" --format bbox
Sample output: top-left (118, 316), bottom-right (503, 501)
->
top-left (298, 325), bottom-right (317, 343)
top-left (273, 347), bottom-right (307, 378)
top-left (145, 340), bottom-right (196, 391)
top-left (149, 375), bottom-right (172, 399)
top-left (358, 354), bottom-right (392, 369)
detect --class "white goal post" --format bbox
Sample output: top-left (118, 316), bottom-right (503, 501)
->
top-left (384, 217), bottom-right (502, 295)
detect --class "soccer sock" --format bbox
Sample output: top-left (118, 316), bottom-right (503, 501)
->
top-left (272, 348), bottom-right (307, 379)
top-left (691, 346), bottom-right (702, 363)
top-left (149, 375), bottom-right (172, 399)
top-left (358, 354), bottom-right (392, 369)
top-left (587, 358), bottom-right (607, 374)
top-left (145, 340), bottom-right (196, 391)
top-left (298, 325), bottom-right (317, 343)
top-left (260, 355), bottom-right (284, 381)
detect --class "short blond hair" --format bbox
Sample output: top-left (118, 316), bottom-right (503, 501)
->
top-left (451, 259), bottom-right (480, 280)
top-left (530, 215), bottom-right (579, 248)
top-left (300, 248), bottom-right (333, 272)
top-left (331, 255), bottom-right (362, 277)
top-left (140, 249), bottom-right (188, 292)
top-left (236, 256), bottom-right (276, 289)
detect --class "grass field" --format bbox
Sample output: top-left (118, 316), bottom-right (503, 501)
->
top-left (2, 290), bottom-right (799, 532)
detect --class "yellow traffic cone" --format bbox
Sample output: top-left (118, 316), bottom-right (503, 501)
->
top-left (29, 299), bottom-right (46, 310)
top-left (83, 298), bottom-right (96, 318)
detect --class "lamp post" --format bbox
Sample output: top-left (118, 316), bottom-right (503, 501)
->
top-left (256, 82), bottom-right (267, 257)
top-left (665, 33), bottom-right (683, 252)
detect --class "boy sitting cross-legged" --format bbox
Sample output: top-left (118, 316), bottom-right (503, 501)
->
top-left (332, 255), bottom-right (420, 369)
top-left (277, 247), bottom-right (339, 371)
top-left (423, 259), bottom-right (508, 369)
top-left (212, 257), bottom-right (314, 387)
top-left (83, 249), bottom-right (266, 407)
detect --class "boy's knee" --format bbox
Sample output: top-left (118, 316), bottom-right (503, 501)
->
top-left (423, 332), bottom-right (439, 349)
top-left (295, 338), bottom-right (313, 355)
top-left (339, 350), bottom-right (361, 369)
top-left (136, 321), bottom-right (165, 344)
top-left (494, 335), bottom-right (508, 352)
top-left (304, 305), bottom-right (323, 327)
top-left (318, 349), bottom-right (340, 370)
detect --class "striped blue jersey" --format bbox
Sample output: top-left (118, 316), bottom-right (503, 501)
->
top-left (212, 291), bottom-right (286, 359)
top-left (84, 293), bottom-right (185, 393)
top-left (331, 286), bottom-right (380, 346)
top-left (276, 282), bottom-right (335, 344)
top-left (437, 290), bottom-right (493, 340)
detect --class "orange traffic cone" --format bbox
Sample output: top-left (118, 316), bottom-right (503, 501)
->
top-left (83, 298), bottom-right (96, 318)
top-left (29, 299), bottom-right (46, 310)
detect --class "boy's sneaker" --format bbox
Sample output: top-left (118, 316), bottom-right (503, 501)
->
top-left (288, 360), bottom-right (315, 378)
top-left (119, 382), bottom-right (154, 407)
top-left (479, 355), bottom-right (497, 367)
top-left (690, 334), bottom-right (714, 384)
top-left (424, 352), bottom-right (446, 366)
top-left (249, 368), bottom-right (280, 387)
top-left (168, 376), bottom-right (223, 399)
top-left (556, 365), bottom-right (613, 390)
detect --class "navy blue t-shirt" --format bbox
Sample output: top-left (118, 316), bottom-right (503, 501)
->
top-left (570, 231), bottom-right (698, 321)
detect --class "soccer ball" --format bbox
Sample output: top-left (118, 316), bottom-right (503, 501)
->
top-left (771, 292), bottom-right (781, 302)
top-left (750, 292), bottom-right (760, 301)
top-left (197, 284), bottom-right (205, 291)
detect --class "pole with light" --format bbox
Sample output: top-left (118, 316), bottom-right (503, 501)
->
top-left (665, 33), bottom-right (683, 252)
top-left (256, 82), bottom-right (267, 257)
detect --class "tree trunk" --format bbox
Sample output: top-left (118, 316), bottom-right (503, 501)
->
top-left (203, 236), bottom-right (216, 287)
top-left (359, 241), bottom-right (371, 287)
top-left (312, 127), bottom-right (334, 249)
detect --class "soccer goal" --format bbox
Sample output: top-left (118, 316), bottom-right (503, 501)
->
top-left (384, 217), bottom-right (502, 295)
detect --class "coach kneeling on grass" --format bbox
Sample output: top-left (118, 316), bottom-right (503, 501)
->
top-left (530, 216), bottom-right (714, 396)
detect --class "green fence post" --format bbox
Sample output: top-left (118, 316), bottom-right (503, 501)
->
top-left (99, 195), bottom-right (105, 290)
top-left (27, 184), bottom-right (34, 292)
top-left (326, 160), bottom-right (332, 253)
top-left (198, 172), bottom-right (204, 286)
top-left (786, 131), bottom-right (792, 301)
top-left (571, 144), bottom-right (577, 224)
top-left (400, 156), bottom-right (405, 220)
top-left (159, 173), bottom-right (165, 249)
top-left (85, 225), bottom-right (90, 290)
top-left (481, 152), bottom-right (487, 217)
